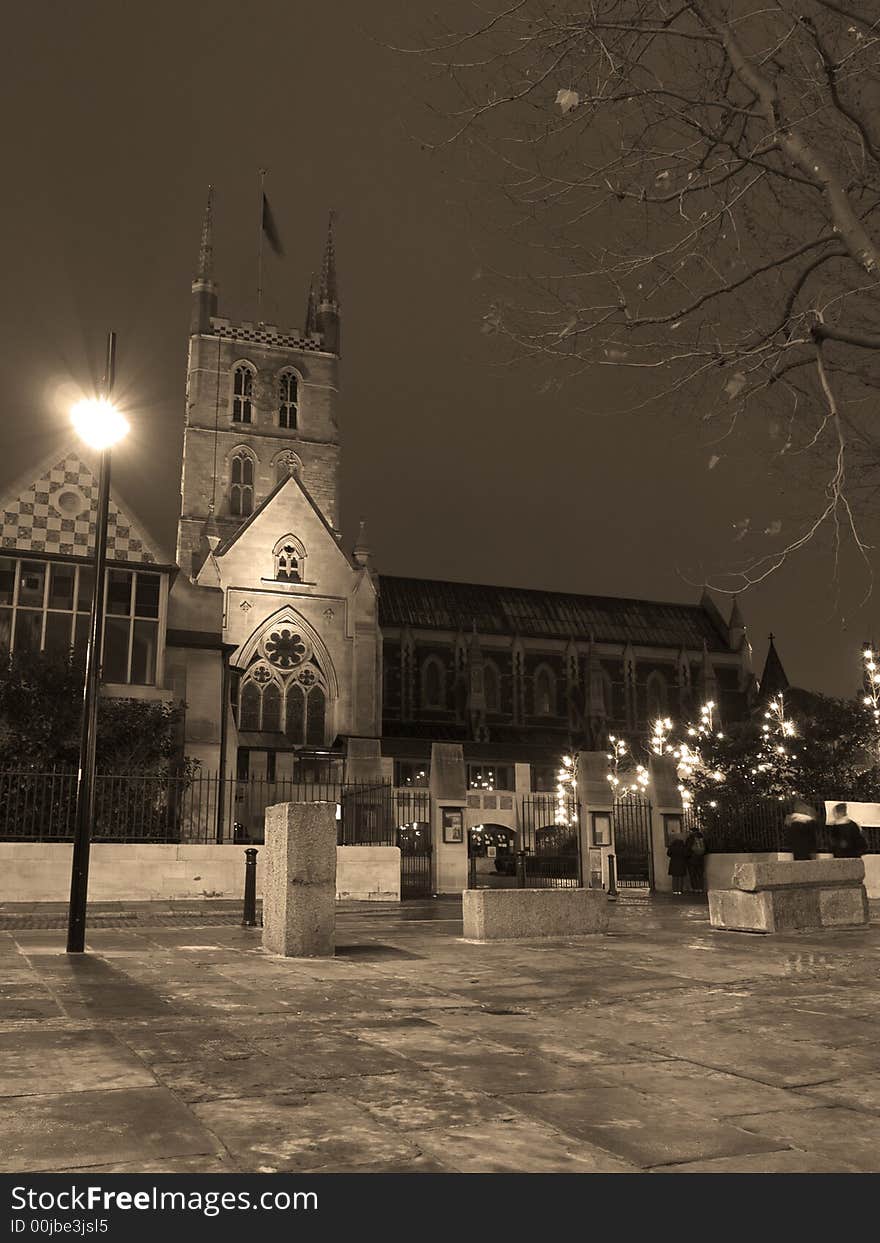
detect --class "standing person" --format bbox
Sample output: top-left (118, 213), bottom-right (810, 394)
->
top-left (827, 803), bottom-right (868, 859)
top-left (667, 833), bottom-right (689, 894)
top-left (685, 826), bottom-right (706, 892)
top-left (784, 800), bottom-right (819, 860)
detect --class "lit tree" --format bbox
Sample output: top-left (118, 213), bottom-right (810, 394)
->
top-left (863, 643), bottom-right (880, 725)
top-left (555, 752), bottom-right (578, 826)
top-left (606, 734), bottom-right (649, 797)
top-left (398, 3), bottom-right (880, 585)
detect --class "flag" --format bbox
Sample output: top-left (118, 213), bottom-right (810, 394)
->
top-left (261, 193), bottom-right (284, 257)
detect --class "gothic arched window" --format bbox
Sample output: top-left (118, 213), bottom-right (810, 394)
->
top-left (484, 660), bottom-right (501, 713)
top-left (273, 535), bottom-right (305, 583)
top-left (230, 451), bottom-right (255, 517)
top-left (306, 686), bottom-right (326, 745)
top-left (232, 364), bottom-right (255, 424)
top-left (262, 681), bottom-right (282, 732)
top-left (236, 655), bottom-right (328, 745)
top-left (646, 671), bottom-right (668, 721)
top-left (278, 371), bottom-right (298, 429)
top-left (285, 684), bottom-right (306, 742)
top-left (421, 656), bottom-right (446, 709)
top-left (534, 664), bottom-right (557, 716)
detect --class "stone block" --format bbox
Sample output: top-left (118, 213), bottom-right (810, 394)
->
top-left (462, 888), bottom-right (610, 942)
top-left (707, 889), bottom-right (773, 933)
top-left (732, 858), bottom-right (865, 891)
top-left (709, 858), bottom-right (868, 933)
top-left (262, 802), bottom-right (337, 957)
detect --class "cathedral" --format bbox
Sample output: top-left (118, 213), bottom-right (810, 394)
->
top-left (0, 192), bottom-right (767, 891)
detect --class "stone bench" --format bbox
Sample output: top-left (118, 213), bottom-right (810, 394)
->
top-left (708, 858), bottom-right (869, 934)
top-left (462, 888), bottom-right (609, 941)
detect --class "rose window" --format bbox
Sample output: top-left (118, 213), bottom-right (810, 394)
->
top-left (264, 629), bottom-right (307, 669)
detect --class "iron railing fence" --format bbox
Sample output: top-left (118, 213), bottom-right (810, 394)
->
top-left (0, 770), bottom-right (402, 845)
top-left (685, 795), bottom-right (880, 854)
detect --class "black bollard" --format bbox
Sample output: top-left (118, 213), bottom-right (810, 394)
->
top-left (242, 847), bottom-right (259, 927)
top-left (516, 849), bottom-right (528, 889)
top-left (606, 853), bottom-right (618, 901)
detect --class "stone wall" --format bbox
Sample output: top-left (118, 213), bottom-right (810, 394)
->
top-left (0, 843), bottom-right (400, 904)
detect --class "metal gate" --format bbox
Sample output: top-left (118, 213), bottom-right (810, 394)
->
top-left (338, 782), bottom-right (394, 845)
top-left (613, 796), bottom-right (654, 889)
top-left (518, 793), bottom-right (582, 888)
top-left (396, 791), bottom-right (432, 899)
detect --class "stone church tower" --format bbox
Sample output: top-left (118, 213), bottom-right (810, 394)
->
top-left (165, 191), bottom-right (380, 789)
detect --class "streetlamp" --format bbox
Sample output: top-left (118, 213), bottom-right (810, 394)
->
top-left (66, 332), bottom-right (129, 954)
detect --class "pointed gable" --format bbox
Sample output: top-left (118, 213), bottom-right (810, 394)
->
top-left (0, 449), bottom-right (165, 565)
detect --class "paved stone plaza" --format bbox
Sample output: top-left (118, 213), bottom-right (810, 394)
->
top-left (1, 894), bottom-right (879, 1174)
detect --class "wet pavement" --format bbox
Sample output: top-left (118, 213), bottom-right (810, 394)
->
top-left (1, 892), bottom-right (879, 1173)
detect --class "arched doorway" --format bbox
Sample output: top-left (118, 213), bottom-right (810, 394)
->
top-left (468, 823), bottom-right (518, 889)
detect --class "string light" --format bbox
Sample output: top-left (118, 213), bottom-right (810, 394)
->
top-left (606, 735), bottom-right (649, 797)
top-left (556, 753), bottom-right (578, 826)
top-left (863, 645), bottom-right (880, 725)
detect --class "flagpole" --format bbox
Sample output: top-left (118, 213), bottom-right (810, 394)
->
top-left (257, 168), bottom-right (266, 322)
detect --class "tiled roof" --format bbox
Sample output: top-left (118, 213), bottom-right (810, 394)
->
top-left (377, 575), bottom-right (730, 652)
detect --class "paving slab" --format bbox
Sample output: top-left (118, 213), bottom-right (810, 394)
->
top-left (503, 1086), bottom-right (787, 1169)
top-left (334, 1069), bottom-right (517, 1131)
top-left (0, 1029), bottom-right (155, 1098)
top-left (662, 1149), bottom-right (861, 1173)
top-left (194, 1092), bottom-right (423, 1173)
top-left (728, 1106), bottom-right (880, 1172)
top-left (592, 1060), bottom-right (828, 1119)
top-left (412, 1116), bottom-right (638, 1173)
top-left (150, 1055), bottom-right (321, 1103)
top-left (0, 1086), bottom-right (220, 1173)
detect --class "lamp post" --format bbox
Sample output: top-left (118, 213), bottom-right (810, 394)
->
top-left (66, 332), bottom-right (130, 954)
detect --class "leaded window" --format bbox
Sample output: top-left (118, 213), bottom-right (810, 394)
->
top-left (278, 371), bottom-right (298, 429)
top-left (235, 647), bottom-right (328, 746)
top-left (232, 364), bottom-right (254, 423)
top-left (230, 452), bottom-right (255, 517)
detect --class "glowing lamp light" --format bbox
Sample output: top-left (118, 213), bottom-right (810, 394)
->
top-left (71, 397), bottom-right (129, 450)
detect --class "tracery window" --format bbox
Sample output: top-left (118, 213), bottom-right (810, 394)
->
top-left (273, 535), bottom-right (305, 583)
top-left (278, 371), bottom-right (298, 429)
top-left (235, 631), bottom-right (328, 745)
top-left (232, 364), bottom-right (254, 423)
top-left (533, 664), bottom-right (557, 716)
top-left (230, 451), bottom-right (255, 517)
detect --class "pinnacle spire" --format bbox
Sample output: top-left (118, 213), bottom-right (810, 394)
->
top-left (305, 275), bottom-right (318, 336)
top-left (760, 633), bottom-right (790, 699)
top-left (353, 517), bottom-right (371, 568)
top-left (195, 185), bottom-right (215, 286)
top-left (319, 210), bottom-right (338, 306)
top-left (190, 186), bottom-right (219, 335)
top-left (729, 595), bottom-right (745, 632)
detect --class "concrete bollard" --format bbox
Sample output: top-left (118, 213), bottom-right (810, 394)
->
top-left (262, 802), bottom-right (337, 957)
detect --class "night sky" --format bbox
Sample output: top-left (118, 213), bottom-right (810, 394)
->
top-left (0, 2), bottom-right (873, 698)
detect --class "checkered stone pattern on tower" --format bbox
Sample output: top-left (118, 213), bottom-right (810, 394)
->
top-left (1, 454), bottom-right (155, 563)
